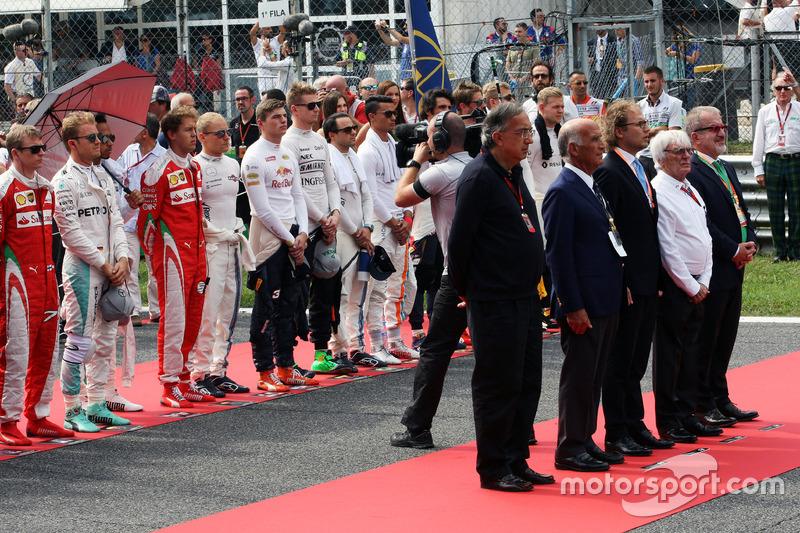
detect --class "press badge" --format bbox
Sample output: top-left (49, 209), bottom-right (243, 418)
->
top-left (609, 230), bottom-right (627, 258)
top-left (522, 211), bottom-right (536, 233)
top-left (238, 145), bottom-right (247, 158)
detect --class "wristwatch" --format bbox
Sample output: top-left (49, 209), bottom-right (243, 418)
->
top-left (407, 159), bottom-right (422, 169)
top-left (364, 224), bottom-right (374, 232)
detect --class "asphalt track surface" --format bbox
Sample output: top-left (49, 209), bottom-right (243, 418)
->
top-left (0, 316), bottom-right (797, 532)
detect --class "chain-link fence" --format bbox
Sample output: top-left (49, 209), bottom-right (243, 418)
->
top-left (1, 0), bottom-right (796, 149)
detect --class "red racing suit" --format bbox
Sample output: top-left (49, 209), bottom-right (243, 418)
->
top-left (0, 167), bottom-right (60, 423)
top-left (138, 149), bottom-right (207, 384)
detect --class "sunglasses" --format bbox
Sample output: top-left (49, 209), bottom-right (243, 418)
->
top-left (531, 73), bottom-right (550, 79)
top-left (501, 94), bottom-right (515, 101)
top-left (374, 110), bottom-right (396, 118)
top-left (75, 133), bottom-right (99, 143)
top-left (360, 84), bottom-right (378, 91)
top-left (775, 85), bottom-right (795, 92)
top-left (471, 99), bottom-right (485, 106)
top-left (571, 80), bottom-right (589, 85)
top-left (204, 128), bottom-right (233, 138)
top-left (16, 144), bottom-right (47, 154)
top-left (665, 147), bottom-right (693, 156)
top-left (99, 133), bottom-right (115, 143)
top-left (334, 125), bottom-right (358, 134)
top-left (300, 101), bottom-right (321, 110)
top-left (694, 124), bottom-right (729, 134)
top-left (140, 38), bottom-right (149, 42)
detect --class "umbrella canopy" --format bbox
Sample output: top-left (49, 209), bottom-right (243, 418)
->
top-left (23, 62), bottom-right (156, 180)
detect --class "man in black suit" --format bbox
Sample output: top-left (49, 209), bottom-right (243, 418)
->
top-left (587, 25), bottom-right (617, 100)
top-left (685, 106), bottom-right (759, 425)
top-left (543, 118), bottom-right (626, 472)
top-left (448, 102), bottom-right (551, 492)
top-left (595, 100), bottom-right (675, 455)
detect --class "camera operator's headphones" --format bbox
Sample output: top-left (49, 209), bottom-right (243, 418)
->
top-left (432, 111), bottom-right (452, 153)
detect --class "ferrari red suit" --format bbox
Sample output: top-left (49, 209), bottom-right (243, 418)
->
top-left (0, 167), bottom-right (60, 424)
top-left (138, 149), bottom-right (207, 384)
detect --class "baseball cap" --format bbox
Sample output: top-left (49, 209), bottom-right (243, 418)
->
top-left (151, 85), bottom-right (170, 103)
top-left (312, 239), bottom-right (341, 279)
top-left (98, 282), bottom-right (135, 324)
top-left (340, 24), bottom-right (358, 34)
top-left (369, 245), bottom-right (395, 281)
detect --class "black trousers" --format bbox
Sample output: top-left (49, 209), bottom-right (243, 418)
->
top-left (401, 275), bottom-right (466, 434)
top-left (468, 297), bottom-right (542, 481)
top-left (696, 284), bottom-right (742, 412)
top-left (555, 313), bottom-right (618, 460)
top-left (408, 234), bottom-right (443, 330)
top-left (653, 277), bottom-right (705, 432)
top-left (602, 292), bottom-right (658, 440)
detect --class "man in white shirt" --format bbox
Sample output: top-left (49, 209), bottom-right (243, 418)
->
top-left (753, 71), bottom-right (800, 261)
top-left (250, 23), bottom-right (294, 94)
top-left (764, 0), bottom-right (800, 78)
top-left (650, 130), bottom-right (717, 444)
top-left (568, 70), bottom-right (606, 124)
top-left (282, 82), bottom-right (351, 374)
top-left (739, 0), bottom-right (763, 39)
top-left (4, 42), bottom-right (42, 108)
top-left (638, 65), bottom-right (684, 179)
top-left (523, 61), bottom-right (578, 123)
top-left (323, 113), bottom-right (379, 368)
top-left (483, 81), bottom-right (515, 111)
top-left (242, 98), bottom-right (318, 392)
top-left (390, 111), bottom-right (475, 450)
top-left (100, 26), bottom-right (130, 65)
top-left (190, 112), bottom-right (251, 397)
top-left (359, 95), bottom-right (418, 363)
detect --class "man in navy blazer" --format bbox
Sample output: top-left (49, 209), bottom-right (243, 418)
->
top-left (685, 106), bottom-right (759, 425)
top-left (543, 118), bottom-right (625, 472)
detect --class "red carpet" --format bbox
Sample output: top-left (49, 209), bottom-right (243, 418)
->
top-left (0, 324), bottom-right (476, 460)
top-left (159, 350), bottom-right (800, 533)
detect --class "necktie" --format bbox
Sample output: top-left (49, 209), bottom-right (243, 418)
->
top-left (592, 181), bottom-right (607, 210)
top-left (712, 159), bottom-right (729, 181)
top-left (632, 158), bottom-right (652, 207)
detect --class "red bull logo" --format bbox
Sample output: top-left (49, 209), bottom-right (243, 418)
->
top-left (276, 166), bottom-right (293, 178)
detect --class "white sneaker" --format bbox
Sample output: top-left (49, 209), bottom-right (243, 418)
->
top-left (371, 346), bottom-right (402, 365)
top-left (388, 340), bottom-right (420, 360)
top-left (105, 389), bottom-right (144, 412)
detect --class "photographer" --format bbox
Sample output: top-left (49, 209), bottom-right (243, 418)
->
top-left (390, 111), bottom-right (472, 449)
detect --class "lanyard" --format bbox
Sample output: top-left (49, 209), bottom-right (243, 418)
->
top-left (776, 102), bottom-right (792, 135)
top-left (682, 184), bottom-right (702, 207)
top-left (503, 175), bottom-right (524, 211)
top-left (696, 153), bottom-right (749, 241)
top-left (238, 115), bottom-right (254, 144)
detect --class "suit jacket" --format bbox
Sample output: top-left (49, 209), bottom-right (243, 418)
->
top-left (543, 167), bottom-right (624, 319)
top-left (686, 154), bottom-right (756, 292)
top-left (594, 150), bottom-right (661, 295)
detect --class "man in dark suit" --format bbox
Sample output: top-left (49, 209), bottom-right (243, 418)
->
top-left (686, 106), bottom-right (759, 425)
top-left (543, 118), bottom-right (625, 472)
top-left (587, 25), bottom-right (617, 100)
top-left (595, 100), bottom-right (675, 455)
top-left (448, 102), bottom-right (551, 492)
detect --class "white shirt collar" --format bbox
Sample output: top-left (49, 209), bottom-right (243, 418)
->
top-left (564, 162), bottom-right (594, 190)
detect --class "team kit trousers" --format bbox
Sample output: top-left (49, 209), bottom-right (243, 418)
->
top-left (303, 229), bottom-right (342, 350)
top-left (0, 261), bottom-right (60, 423)
top-left (60, 258), bottom-right (119, 405)
top-left (125, 231), bottom-right (160, 318)
top-left (191, 239), bottom-right (242, 381)
top-left (151, 234), bottom-right (207, 384)
top-left (401, 275), bottom-right (467, 434)
top-left (364, 216), bottom-right (416, 344)
top-left (329, 232), bottom-right (368, 355)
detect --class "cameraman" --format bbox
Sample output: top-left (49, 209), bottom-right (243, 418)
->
top-left (390, 111), bottom-right (473, 449)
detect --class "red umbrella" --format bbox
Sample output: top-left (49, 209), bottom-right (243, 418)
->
top-left (23, 62), bottom-right (156, 180)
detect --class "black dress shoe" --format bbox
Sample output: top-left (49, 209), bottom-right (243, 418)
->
top-left (480, 474), bottom-right (533, 492)
top-left (555, 452), bottom-right (610, 472)
top-left (683, 418), bottom-right (723, 437)
top-left (660, 427), bottom-right (698, 443)
top-left (719, 402), bottom-right (759, 422)
top-left (605, 436), bottom-right (652, 456)
top-left (515, 467), bottom-right (555, 485)
top-left (528, 427), bottom-right (538, 446)
top-left (632, 428), bottom-right (675, 449)
top-left (696, 408), bottom-right (737, 428)
top-left (586, 441), bottom-right (624, 464)
top-left (390, 429), bottom-right (434, 449)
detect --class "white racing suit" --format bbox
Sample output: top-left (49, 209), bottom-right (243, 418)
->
top-left (52, 160), bottom-right (128, 409)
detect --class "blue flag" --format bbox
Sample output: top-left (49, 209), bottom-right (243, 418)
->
top-left (405, 0), bottom-right (452, 112)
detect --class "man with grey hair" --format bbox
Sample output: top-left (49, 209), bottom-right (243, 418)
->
top-left (544, 118), bottom-right (625, 472)
top-left (448, 102), bottom-right (550, 492)
top-left (650, 129), bottom-right (716, 443)
top-left (686, 106), bottom-right (758, 426)
top-left (158, 93), bottom-right (201, 153)
top-left (752, 70), bottom-right (800, 262)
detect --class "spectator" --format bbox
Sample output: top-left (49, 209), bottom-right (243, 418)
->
top-left (506, 23), bottom-right (540, 84)
top-left (100, 26), bottom-right (131, 65)
top-left (52, 21), bottom-right (90, 87)
top-left (523, 60), bottom-right (578, 122)
top-left (337, 25), bottom-right (371, 79)
top-left (764, 0), bottom-right (800, 78)
top-left (136, 34), bottom-right (164, 85)
top-left (400, 78), bottom-right (419, 123)
top-left (375, 19), bottom-right (411, 80)
top-left (567, 70), bottom-right (605, 123)
top-left (4, 42), bottom-right (42, 116)
top-left (452, 81), bottom-right (485, 123)
top-left (251, 23), bottom-right (294, 94)
top-left (326, 75), bottom-right (362, 124)
top-left (527, 8), bottom-right (565, 60)
top-left (666, 26), bottom-right (701, 109)
top-left (149, 85), bottom-right (171, 121)
top-left (738, 0), bottom-right (763, 39)
top-left (483, 81), bottom-right (515, 111)
top-left (193, 32), bottom-right (223, 113)
top-left (26, 35), bottom-right (45, 97)
top-left (637, 65), bottom-right (684, 179)
top-left (587, 24), bottom-right (618, 100)
top-left (650, 130), bottom-right (716, 444)
top-left (614, 28), bottom-right (645, 96)
top-left (486, 17), bottom-right (516, 46)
